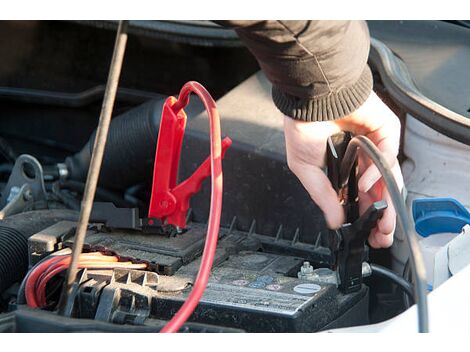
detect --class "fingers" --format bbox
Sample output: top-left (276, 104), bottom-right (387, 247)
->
top-left (283, 116), bottom-right (342, 169)
top-left (358, 164), bottom-right (381, 193)
top-left (369, 191), bottom-right (396, 248)
top-left (335, 91), bottom-right (401, 136)
top-left (291, 163), bottom-right (345, 229)
top-left (368, 228), bottom-right (394, 249)
top-left (366, 163), bottom-right (404, 248)
top-left (358, 158), bottom-right (398, 193)
top-left (283, 116), bottom-right (345, 229)
top-left (358, 132), bottom-right (400, 193)
top-left (360, 185), bottom-right (394, 249)
top-left (339, 93), bottom-right (401, 194)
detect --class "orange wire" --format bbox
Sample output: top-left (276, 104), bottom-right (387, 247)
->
top-left (26, 253), bottom-right (147, 308)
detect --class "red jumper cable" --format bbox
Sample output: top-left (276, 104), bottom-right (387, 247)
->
top-left (147, 85), bottom-right (231, 230)
top-left (147, 82), bottom-right (230, 332)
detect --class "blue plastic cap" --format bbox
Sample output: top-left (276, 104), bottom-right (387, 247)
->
top-left (412, 198), bottom-right (470, 237)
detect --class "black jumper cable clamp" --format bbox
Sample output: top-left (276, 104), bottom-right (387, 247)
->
top-left (90, 89), bottom-right (232, 236)
top-left (325, 132), bottom-right (387, 294)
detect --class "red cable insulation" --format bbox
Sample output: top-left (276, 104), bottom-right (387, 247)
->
top-left (36, 261), bottom-right (147, 307)
top-left (25, 253), bottom-right (146, 308)
top-left (35, 253), bottom-right (117, 292)
top-left (37, 264), bottom-right (69, 307)
top-left (35, 256), bottom-right (67, 291)
top-left (160, 81), bottom-right (223, 333)
top-left (26, 256), bottom-right (68, 308)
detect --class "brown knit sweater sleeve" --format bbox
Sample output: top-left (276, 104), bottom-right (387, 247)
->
top-left (216, 21), bottom-right (373, 122)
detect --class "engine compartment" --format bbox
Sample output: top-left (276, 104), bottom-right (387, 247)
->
top-left (0, 21), bottom-right (422, 333)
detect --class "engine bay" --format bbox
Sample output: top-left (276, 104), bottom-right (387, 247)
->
top-left (3, 20), bottom-right (464, 333)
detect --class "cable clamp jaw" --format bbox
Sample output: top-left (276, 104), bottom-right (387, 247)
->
top-left (326, 132), bottom-right (387, 293)
top-left (147, 96), bottom-right (232, 232)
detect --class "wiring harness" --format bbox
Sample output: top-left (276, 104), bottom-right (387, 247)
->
top-left (25, 252), bottom-right (147, 309)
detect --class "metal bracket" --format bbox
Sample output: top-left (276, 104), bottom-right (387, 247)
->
top-left (0, 154), bottom-right (47, 218)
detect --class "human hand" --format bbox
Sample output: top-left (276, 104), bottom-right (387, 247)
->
top-left (283, 91), bottom-right (403, 248)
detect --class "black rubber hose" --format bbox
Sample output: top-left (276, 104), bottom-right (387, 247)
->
top-left (64, 97), bottom-right (204, 191)
top-left (65, 99), bottom-right (163, 190)
top-left (403, 258), bottom-right (412, 308)
top-left (370, 263), bottom-right (414, 301)
top-left (65, 100), bottom-right (164, 189)
top-left (0, 210), bottom-right (78, 294)
top-left (0, 227), bottom-right (27, 294)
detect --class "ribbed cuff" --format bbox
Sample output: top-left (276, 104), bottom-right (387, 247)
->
top-left (272, 65), bottom-right (373, 122)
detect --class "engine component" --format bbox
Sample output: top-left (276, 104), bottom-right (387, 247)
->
top-left (298, 264), bottom-right (373, 286)
top-left (26, 220), bottom-right (369, 332)
top-left (412, 198), bottom-right (470, 290)
top-left (0, 226), bottom-right (29, 295)
top-left (297, 261), bottom-right (315, 280)
top-left (369, 263), bottom-right (414, 300)
top-left (64, 100), bottom-right (160, 190)
top-left (24, 252), bottom-right (148, 310)
top-left (0, 155), bottom-right (47, 219)
top-left (0, 210), bottom-right (78, 295)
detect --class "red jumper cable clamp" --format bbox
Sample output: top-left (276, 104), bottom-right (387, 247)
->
top-left (146, 94), bottom-right (232, 234)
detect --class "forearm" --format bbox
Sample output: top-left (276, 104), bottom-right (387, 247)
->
top-left (216, 20), bottom-right (373, 122)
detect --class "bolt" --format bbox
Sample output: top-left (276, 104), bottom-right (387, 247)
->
top-left (23, 189), bottom-right (33, 201)
top-left (298, 261), bottom-right (315, 279)
top-left (300, 261), bottom-right (314, 274)
top-left (362, 262), bottom-right (372, 278)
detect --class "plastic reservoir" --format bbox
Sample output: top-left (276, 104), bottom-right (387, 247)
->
top-left (392, 114), bottom-right (470, 275)
top-left (420, 232), bottom-right (455, 289)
